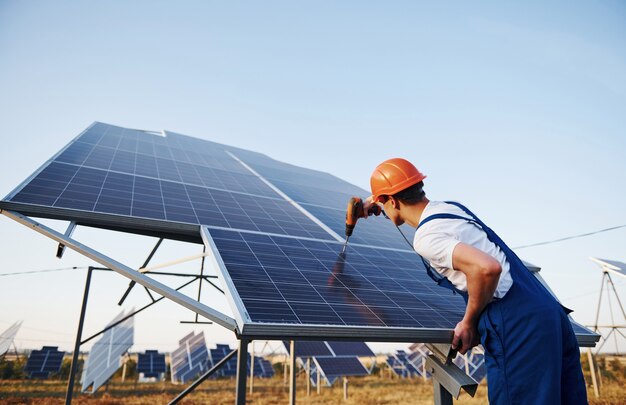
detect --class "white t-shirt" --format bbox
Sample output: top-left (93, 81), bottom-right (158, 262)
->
top-left (413, 201), bottom-right (513, 299)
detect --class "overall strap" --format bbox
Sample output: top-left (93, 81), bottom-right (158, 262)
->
top-left (416, 213), bottom-right (478, 231)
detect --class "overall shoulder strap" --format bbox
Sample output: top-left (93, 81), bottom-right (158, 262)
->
top-left (416, 213), bottom-right (472, 231)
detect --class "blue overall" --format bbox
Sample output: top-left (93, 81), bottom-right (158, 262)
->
top-left (417, 201), bottom-right (587, 405)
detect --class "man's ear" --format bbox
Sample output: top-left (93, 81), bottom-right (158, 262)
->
top-left (390, 196), bottom-right (398, 209)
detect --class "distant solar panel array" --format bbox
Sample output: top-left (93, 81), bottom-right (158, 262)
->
top-left (283, 341), bottom-right (374, 386)
top-left (81, 311), bottom-right (134, 393)
top-left (25, 346), bottom-right (65, 378)
top-left (0, 122), bottom-right (599, 346)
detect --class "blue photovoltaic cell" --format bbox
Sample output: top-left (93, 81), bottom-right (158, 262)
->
top-left (3, 123), bottom-right (333, 241)
top-left (314, 357), bottom-right (368, 378)
top-left (171, 332), bottom-right (209, 384)
top-left (453, 350), bottom-right (486, 382)
top-left (210, 228), bottom-right (465, 329)
top-left (25, 346), bottom-right (65, 378)
top-left (137, 350), bottom-right (166, 378)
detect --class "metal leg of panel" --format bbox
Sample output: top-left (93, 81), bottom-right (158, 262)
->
top-left (249, 341), bottom-right (254, 395)
top-left (587, 349), bottom-right (599, 398)
top-left (433, 380), bottom-right (453, 405)
top-left (343, 377), bottom-right (348, 401)
top-left (306, 358), bottom-right (311, 396)
top-left (2, 211), bottom-right (237, 330)
top-left (235, 339), bottom-right (249, 405)
top-left (317, 366), bottom-right (321, 395)
top-left (289, 340), bottom-right (296, 405)
top-left (65, 266), bottom-right (93, 405)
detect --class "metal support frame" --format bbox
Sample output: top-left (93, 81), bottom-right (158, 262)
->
top-left (65, 266), bottom-right (93, 405)
top-left (289, 340), bottom-right (296, 405)
top-left (169, 348), bottom-right (238, 404)
top-left (2, 210), bottom-right (237, 330)
top-left (119, 238), bottom-right (163, 305)
top-left (64, 266), bottom-right (206, 403)
top-left (56, 221), bottom-right (76, 258)
top-left (235, 339), bottom-right (249, 405)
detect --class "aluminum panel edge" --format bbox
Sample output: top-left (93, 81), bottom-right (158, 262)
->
top-left (200, 226), bottom-right (249, 335)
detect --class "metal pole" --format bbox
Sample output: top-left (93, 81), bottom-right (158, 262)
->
top-left (195, 245), bottom-right (207, 322)
top-left (235, 339), bottom-right (249, 405)
top-left (343, 377), bottom-right (348, 401)
top-left (289, 340), bottom-right (296, 405)
top-left (593, 273), bottom-right (607, 331)
top-left (433, 380), bottom-right (453, 405)
top-left (249, 341), bottom-right (254, 395)
top-left (587, 349), bottom-right (599, 398)
top-left (306, 358), bottom-right (311, 396)
top-left (65, 266), bottom-right (93, 405)
top-left (317, 366), bottom-right (321, 395)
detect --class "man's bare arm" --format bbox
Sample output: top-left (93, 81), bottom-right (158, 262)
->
top-left (450, 243), bottom-right (502, 354)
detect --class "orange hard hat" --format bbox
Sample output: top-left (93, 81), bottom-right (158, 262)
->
top-left (370, 158), bottom-right (426, 202)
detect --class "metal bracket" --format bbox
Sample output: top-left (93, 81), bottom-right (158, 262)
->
top-left (56, 221), bottom-right (76, 258)
top-left (425, 354), bottom-right (478, 400)
top-left (2, 210), bottom-right (238, 331)
top-left (425, 343), bottom-right (458, 365)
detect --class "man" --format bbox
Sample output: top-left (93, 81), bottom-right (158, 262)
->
top-left (364, 158), bottom-right (587, 404)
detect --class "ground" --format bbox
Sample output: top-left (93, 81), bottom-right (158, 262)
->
top-left (0, 372), bottom-right (624, 404)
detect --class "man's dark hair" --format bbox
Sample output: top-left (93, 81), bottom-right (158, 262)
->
top-left (392, 181), bottom-right (425, 205)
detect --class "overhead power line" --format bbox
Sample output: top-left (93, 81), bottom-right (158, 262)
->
top-left (513, 224), bottom-right (626, 250)
top-left (0, 266), bottom-right (87, 277)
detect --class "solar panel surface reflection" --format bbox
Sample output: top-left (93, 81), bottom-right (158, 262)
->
top-left (211, 228), bottom-right (463, 329)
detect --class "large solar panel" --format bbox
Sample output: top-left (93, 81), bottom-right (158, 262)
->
top-left (0, 321), bottom-right (22, 357)
top-left (81, 311), bottom-right (134, 393)
top-left (170, 331), bottom-right (209, 384)
top-left (137, 350), bottom-right (167, 379)
top-left (25, 346), bottom-right (65, 378)
top-left (1, 122), bottom-right (598, 345)
top-left (209, 228), bottom-right (465, 338)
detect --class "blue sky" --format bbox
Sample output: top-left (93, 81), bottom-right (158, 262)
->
top-left (0, 1), bottom-right (625, 354)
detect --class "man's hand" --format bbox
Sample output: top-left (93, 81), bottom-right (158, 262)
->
top-left (452, 320), bottom-right (480, 354)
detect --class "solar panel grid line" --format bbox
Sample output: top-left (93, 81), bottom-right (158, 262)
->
top-left (3, 123), bottom-right (100, 202)
top-left (227, 151), bottom-right (343, 243)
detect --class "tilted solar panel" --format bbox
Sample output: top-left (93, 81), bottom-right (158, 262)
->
top-left (209, 228), bottom-right (465, 339)
top-left (170, 332), bottom-right (209, 384)
top-left (314, 356), bottom-right (369, 380)
top-left (0, 321), bottom-right (22, 357)
top-left (0, 123), bottom-right (599, 346)
top-left (25, 346), bottom-right (65, 378)
top-left (81, 311), bottom-right (134, 393)
top-left (327, 341), bottom-right (375, 357)
top-left (283, 341), bottom-right (333, 357)
top-left (208, 344), bottom-right (238, 377)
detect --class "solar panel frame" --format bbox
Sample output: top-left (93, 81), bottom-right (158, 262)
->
top-left (591, 257), bottom-right (626, 278)
top-left (203, 225), bottom-right (466, 342)
top-left (0, 122), bottom-right (599, 347)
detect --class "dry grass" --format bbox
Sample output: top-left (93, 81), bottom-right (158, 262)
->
top-left (0, 373), bottom-right (623, 405)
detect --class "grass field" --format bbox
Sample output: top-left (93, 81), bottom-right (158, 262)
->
top-left (1, 373), bottom-right (625, 404)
